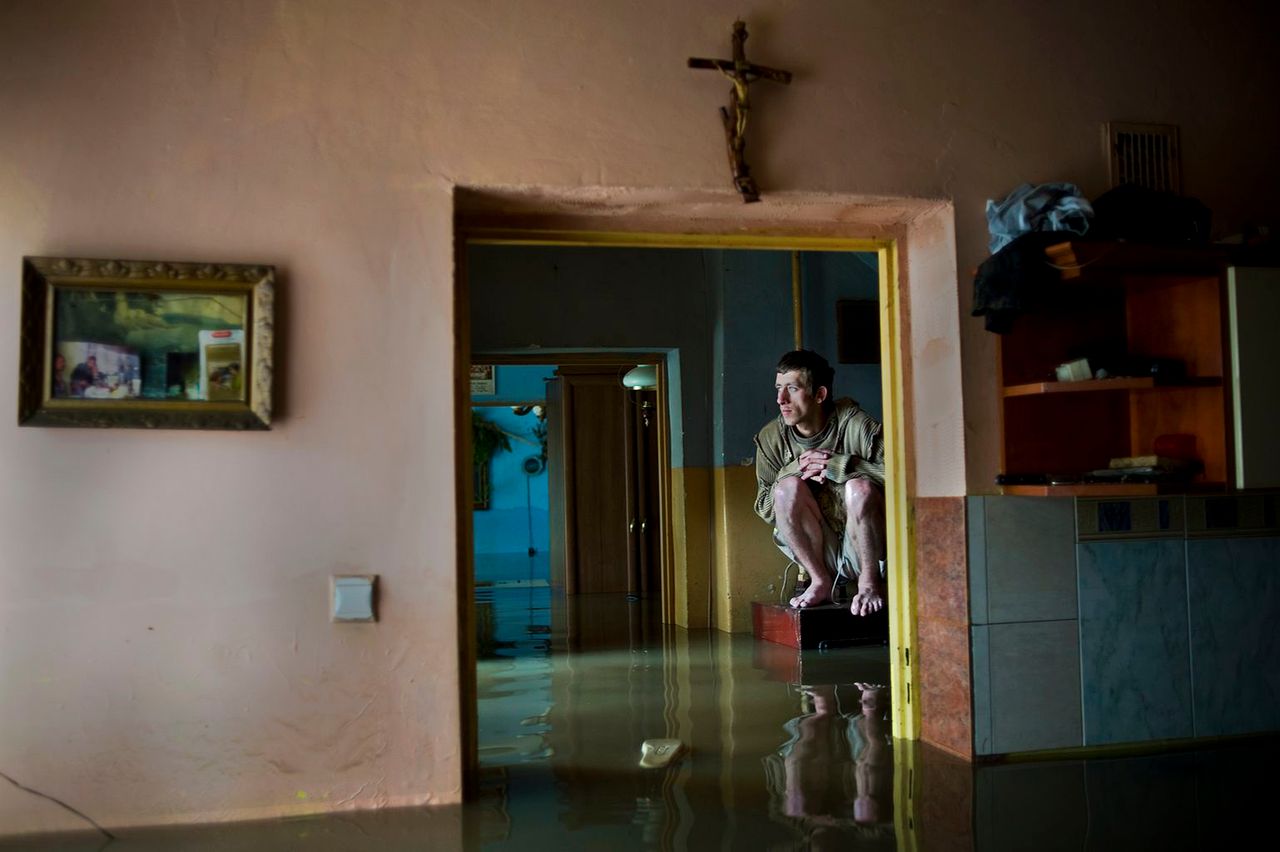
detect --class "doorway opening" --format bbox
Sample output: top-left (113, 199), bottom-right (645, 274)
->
top-left (454, 201), bottom-right (927, 800)
top-left (469, 353), bottom-right (673, 608)
top-left (468, 354), bottom-right (673, 774)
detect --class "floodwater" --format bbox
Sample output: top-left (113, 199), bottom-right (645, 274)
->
top-left (9, 554), bottom-right (1276, 850)
top-left (471, 568), bottom-right (896, 851)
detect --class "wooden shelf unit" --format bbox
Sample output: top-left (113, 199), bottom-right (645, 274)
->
top-left (1002, 377), bottom-right (1155, 397)
top-left (997, 241), bottom-right (1235, 495)
top-left (999, 481), bottom-right (1228, 498)
top-left (1000, 483), bottom-right (1159, 497)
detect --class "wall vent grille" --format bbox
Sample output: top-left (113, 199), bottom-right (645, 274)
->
top-left (1105, 122), bottom-right (1181, 192)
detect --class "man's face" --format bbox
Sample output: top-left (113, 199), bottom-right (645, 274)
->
top-left (775, 369), bottom-right (827, 432)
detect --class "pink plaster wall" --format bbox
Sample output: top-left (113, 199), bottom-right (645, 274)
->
top-left (1, 0), bottom-right (1276, 834)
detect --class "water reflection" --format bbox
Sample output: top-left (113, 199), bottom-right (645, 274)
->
top-left (764, 683), bottom-right (893, 844)
top-left (474, 586), bottom-right (896, 849)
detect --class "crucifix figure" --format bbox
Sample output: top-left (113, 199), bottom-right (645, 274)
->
top-left (689, 20), bottom-right (793, 203)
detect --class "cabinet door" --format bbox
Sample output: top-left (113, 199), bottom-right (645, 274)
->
top-left (1228, 267), bottom-right (1280, 488)
top-left (1077, 539), bottom-right (1192, 745)
top-left (1187, 536), bottom-right (1280, 737)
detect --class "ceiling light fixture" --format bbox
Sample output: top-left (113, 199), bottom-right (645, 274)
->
top-left (621, 364), bottom-right (658, 391)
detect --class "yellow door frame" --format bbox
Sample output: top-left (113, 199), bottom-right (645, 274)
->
top-left (457, 228), bottom-right (919, 759)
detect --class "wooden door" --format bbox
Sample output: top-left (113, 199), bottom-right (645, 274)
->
top-left (558, 367), bottom-right (632, 594)
top-left (548, 367), bottom-right (664, 598)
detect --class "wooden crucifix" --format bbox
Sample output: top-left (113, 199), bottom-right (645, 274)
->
top-left (688, 21), bottom-right (793, 203)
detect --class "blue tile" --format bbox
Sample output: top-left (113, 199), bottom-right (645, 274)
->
top-left (1204, 497), bottom-right (1238, 530)
top-left (988, 620), bottom-right (1083, 752)
top-left (1078, 497), bottom-right (1184, 540)
top-left (1187, 495), bottom-right (1278, 536)
top-left (972, 625), bottom-right (993, 754)
top-left (984, 497), bottom-right (1077, 623)
top-left (968, 496), bottom-right (988, 625)
top-left (1097, 500), bottom-right (1132, 532)
top-left (1188, 537), bottom-right (1280, 736)
top-left (1078, 540), bottom-right (1192, 745)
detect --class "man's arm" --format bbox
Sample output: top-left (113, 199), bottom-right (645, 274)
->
top-left (753, 432), bottom-right (801, 525)
top-left (820, 414), bottom-right (886, 486)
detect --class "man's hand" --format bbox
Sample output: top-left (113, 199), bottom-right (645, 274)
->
top-left (796, 449), bottom-right (831, 481)
top-left (797, 450), bottom-right (859, 481)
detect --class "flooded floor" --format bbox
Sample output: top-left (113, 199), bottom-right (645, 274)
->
top-left (10, 555), bottom-right (1278, 850)
top-left (471, 566), bottom-right (896, 851)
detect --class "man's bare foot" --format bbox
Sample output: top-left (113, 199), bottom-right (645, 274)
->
top-left (789, 577), bottom-right (833, 608)
top-left (849, 581), bottom-right (885, 616)
top-left (854, 682), bottom-right (888, 715)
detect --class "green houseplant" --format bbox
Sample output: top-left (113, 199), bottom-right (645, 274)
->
top-left (472, 413), bottom-right (512, 510)
top-left (472, 413), bottom-right (512, 466)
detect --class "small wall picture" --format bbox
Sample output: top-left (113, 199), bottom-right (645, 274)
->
top-left (19, 256), bottom-right (276, 429)
top-left (199, 329), bottom-right (245, 401)
top-left (470, 364), bottom-right (496, 395)
top-left (53, 341), bottom-right (142, 399)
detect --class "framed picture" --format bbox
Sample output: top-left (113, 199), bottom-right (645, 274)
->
top-left (18, 256), bottom-right (275, 429)
top-left (470, 363), bottom-right (496, 395)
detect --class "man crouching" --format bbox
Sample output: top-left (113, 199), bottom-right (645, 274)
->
top-left (753, 350), bottom-right (887, 616)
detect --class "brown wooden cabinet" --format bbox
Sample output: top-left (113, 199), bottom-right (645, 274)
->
top-left (997, 241), bottom-right (1236, 496)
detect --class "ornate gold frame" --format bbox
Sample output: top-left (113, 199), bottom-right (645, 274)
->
top-left (18, 256), bottom-right (275, 430)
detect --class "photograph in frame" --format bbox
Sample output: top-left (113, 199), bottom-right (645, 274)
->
top-left (19, 256), bottom-right (275, 430)
top-left (470, 363), bottom-right (496, 395)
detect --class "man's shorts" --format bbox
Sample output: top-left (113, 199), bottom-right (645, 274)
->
top-left (772, 477), bottom-right (884, 579)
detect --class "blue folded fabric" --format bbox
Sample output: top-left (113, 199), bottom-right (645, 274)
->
top-left (986, 182), bottom-right (1094, 254)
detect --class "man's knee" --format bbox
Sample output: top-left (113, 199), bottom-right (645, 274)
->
top-left (843, 478), bottom-right (883, 517)
top-left (773, 476), bottom-right (805, 514)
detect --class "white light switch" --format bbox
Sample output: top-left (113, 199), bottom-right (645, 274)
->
top-left (332, 575), bottom-right (377, 622)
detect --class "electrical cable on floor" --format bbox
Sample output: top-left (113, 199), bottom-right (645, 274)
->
top-left (0, 769), bottom-right (115, 842)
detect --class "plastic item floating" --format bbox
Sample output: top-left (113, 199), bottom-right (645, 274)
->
top-left (638, 738), bottom-right (685, 769)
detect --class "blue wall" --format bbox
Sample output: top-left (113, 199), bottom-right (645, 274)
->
top-left (472, 364), bottom-right (556, 555)
top-left (801, 252), bottom-right (883, 422)
top-left (469, 246), bottom-right (881, 473)
top-left (471, 363), bottom-right (556, 404)
top-left (714, 250), bottom-right (795, 467)
top-left (712, 250), bottom-right (882, 467)
top-left (469, 245), bottom-right (716, 469)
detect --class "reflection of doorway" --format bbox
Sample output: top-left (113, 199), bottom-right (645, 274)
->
top-left (469, 355), bottom-right (671, 767)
